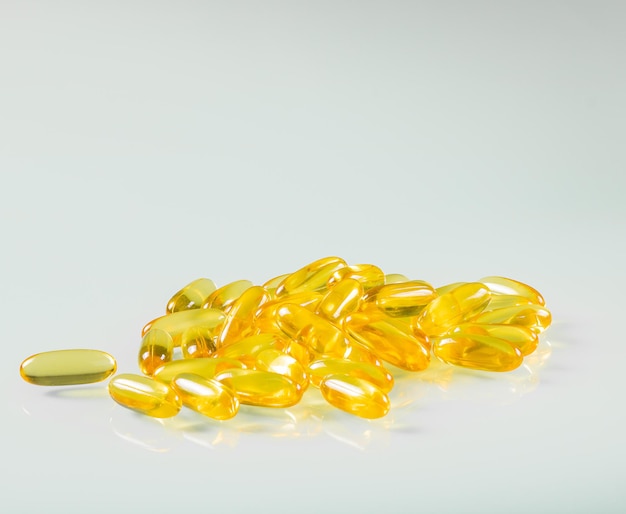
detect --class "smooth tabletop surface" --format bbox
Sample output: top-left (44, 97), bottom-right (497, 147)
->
top-left (1, 2), bottom-right (625, 513)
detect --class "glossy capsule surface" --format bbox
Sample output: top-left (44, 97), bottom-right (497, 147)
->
top-left (328, 264), bottom-right (385, 291)
top-left (320, 374), bottom-right (390, 419)
top-left (253, 291), bottom-right (323, 334)
top-left (416, 282), bottom-right (491, 336)
top-left (363, 280), bottom-right (437, 318)
top-left (485, 294), bottom-right (535, 311)
top-left (480, 276), bottom-right (545, 306)
top-left (384, 273), bottom-right (409, 284)
top-left (213, 333), bottom-right (286, 366)
top-left (171, 373), bottom-right (239, 420)
top-left (214, 368), bottom-right (302, 407)
top-left (275, 256), bottom-right (347, 297)
top-left (255, 349), bottom-right (309, 389)
top-left (20, 349), bottom-right (117, 386)
top-left (166, 278), bottom-right (217, 313)
top-left (180, 325), bottom-right (217, 359)
top-left (202, 280), bottom-right (254, 311)
top-left (138, 329), bottom-right (174, 376)
top-left (433, 333), bottom-right (523, 372)
top-left (316, 278), bottom-right (363, 321)
top-left (472, 304), bottom-right (552, 333)
top-left (108, 373), bottom-right (182, 418)
top-left (153, 357), bottom-right (244, 384)
top-left (216, 286), bottom-right (270, 347)
top-left (308, 357), bottom-right (394, 393)
top-left (450, 323), bottom-right (539, 356)
top-left (142, 308), bottom-right (225, 344)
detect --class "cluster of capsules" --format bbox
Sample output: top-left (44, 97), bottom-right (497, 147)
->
top-left (20, 256), bottom-right (551, 420)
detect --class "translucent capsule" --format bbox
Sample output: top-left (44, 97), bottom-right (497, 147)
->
top-left (343, 343), bottom-right (382, 366)
top-left (435, 282), bottom-right (466, 296)
top-left (316, 278), bottom-right (363, 321)
top-left (275, 256), bottom-right (347, 297)
top-left (141, 308), bottom-right (225, 345)
top-left (384, 273), bottom-right (409, 284)
top-left (253, 291), bottom-right (322, 334)
top-left (180, 325), bottom-right (217, 359)
top-left (153, 357), bottom-right (245, 384)
top-left (480, 276), bottom-right (545, 306)
top-left (276, 304), bottom-right (348, 356)
top-left (171, 373), bottom-right (239, 420)
top-left (255, 349), bottom-right (309, 389)
top-left (214, 368), bottom-right (302, 408)
top-left (308, 358), bottom-right (394, 393)
top-left (320, 374), bottom-right (390, 419)
top-left (213, 333), bottom-right (287, 366)
top-left (216, 286), bottom-right (270, 347)
top-left (363, 280), bottom-right (437, 318)
top-left (416, 282), bottom-right (491, 336)
top-left (262, 273), bottom-right (290, 298)
top-left (485, 294), bottom-right (535, 311)
top-left (343, 311), bottom-right (430, 371)
top-left (109, 373), bottom-right (182, 418)
top-left (471, 304), bottom-right (552, 334)
top-left (283, 339), bottom-right (314, 366)
top-left (202, 280), bottom-right (254, 311)
top-left (166, 278), bottom-right (217, 314)
top-left (20, 349), bottom-right (117, 386)
top-left (433, 333), bottom-right (523, 372)
top-left (138, 329), bottom-right (174, 376)
top-left (328, 264), bottom-right (385, 291)
top-left (450, 323), bottom-right (539, 356)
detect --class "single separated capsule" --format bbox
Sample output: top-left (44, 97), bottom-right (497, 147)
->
top-left (141, 308), bottom-right (225, 344)
top-left (275, 256), bottom-right (347, 297)
top-left (138, 329), bottom-right (174, 376)
top-left (109, 373), bottom-right (182, 418)
top-left (20, 349), bottom-right (117, 386)
top-left (171, 373), bottom-right (239, 420)
top-left (320, 374), bottom-right (390, 419)
top-left (433, 333), bottom-right (523, 372)
top-left (363, 280), bottom-right (437, 318)
top-left (166, 278), bottom-right (217, 313)
top-left (214, 368), bottom-right (303, 408)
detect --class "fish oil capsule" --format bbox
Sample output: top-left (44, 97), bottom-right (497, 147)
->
top-left (343, 311), bottom-right (430, 371)
top-left (166, 278), bottom-right (217, 314)
top-left (480, 276), bottom-right (545, 306)
top-left (316, 278), bottom-right (363, 321)
top-left (275, 256), bottom-right (347, 297)
top-left (471, 304), bottom-right (552, 334)
top-left (276, 303), bottom-right (348, 356)
top-left (363, 280), bottom-right (437, 318)
top-left (180, 325), bottom-right (217, 359)
top-left (214, 368), bottom-right (302, 408)
top-left (435, 282), bottom-right (466, 296)
top-left (343, 343), bottom-right (382, 366)
top-left (202, 280), bottom-right (254, 311)
top-left (485, 294), bottom-right (535, 311)
top-left (262, 273), bottom-right (291, 298)
top-left (109, 373), bottom-right (182, 418)
top-left (138, 329), bottom-right (174, 376)
top-left (153, 357), bottom-right (245, 384)
top-left (141, 308), bottom-right (225, 345)
top-left (320, 374), bottom-right (390, 419)
top-left (308, 358), bottom-right (394, 393)
top-left (216, 286), bottom-right (270, 347)
top-left (328, 264), bottom-right (385, 291)
top-left (213, 333), bottom-right (287, 366)
top-left (433, 333), bottom-right (523, 372)
top-left (384, 273), bottom-right (409, 284)
top-left (450, 323), bottom-right (539, 356)
top-left (253, 291), bottom-right (323, 334)
top-left (283, 339), bottom-right (314, 366)
top-left (171, 373), bottom-right (239, 420)
top-left (255, 349), bottom-right (309, 389)
top-left (416, 282), bottom-right (491, 336)
top-left (20, 349), bottom-right (117, 386)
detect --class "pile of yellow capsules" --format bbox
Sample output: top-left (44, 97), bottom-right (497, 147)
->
top-left (20, 256), bottom-right (551, 420)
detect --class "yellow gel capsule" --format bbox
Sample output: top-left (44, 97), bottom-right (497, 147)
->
top-left (142, 308), bottom-right (225, 345)
top-left (166, 278), bottom-right (217, 314)
top-left (308, 358), bottom-right (394, 393)
top-left (108, 373), bottom-right (182, 418)
top-left (202, 280), bottom-right (254, 311)
top-left (485, 294), bottom-right (535, 311)
top-left (255, 349), bottom-right (309, 389)
top-left (180, 325), bottom-right (217, 359)
top-left (433, 333), bottom-right (523, 372)
top-left (276, 304), bottom-right (348, 356)
top-left (480, 276), bottom-right (545, 306)
top-left (216, 286), bottom-right (270, 347)
top-left (328, 264), bottom-right (385, 291)
top-left (320, 374), bottom-right (390, 419)
top-left (253, 291), bottom-right (323, 334)
top-left (171, 373), bottom-right (239, 420)
top-left (20, 349), bottom-right (117, 386)
top-left (343, 343), bottom-right (382, 366)
top-left (138, 329), bottom-right (174, 376)
top-left (316, 278), bottom-right (363, 321)
top-left (153, 357), bottom-right (245, 384)
top-left (435, 282), bottom-right (466, 296)
top-left (471, 304), bottom-right (552, 334)
top-left (416, 282), bottom-right (491, 336)
top-left (363, 280), bottom-right (437, 318)
top-left (384, 273), bottom-right (409, 284)
top-left (450, 323), bottom-right (539, 356)
top-left (214, 368), bottom-right (302, 408)
top-left (343, 311), bottom-right (430, 371)
top-left (275, 256), bottom-right (347, 297)
top-left (262, 273), bottom-right (291, 298)
top-left (213, 333), bottom-right (287, 366)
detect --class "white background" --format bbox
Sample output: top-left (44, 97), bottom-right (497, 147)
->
top-left (1, 1), bottom-right (625, 513)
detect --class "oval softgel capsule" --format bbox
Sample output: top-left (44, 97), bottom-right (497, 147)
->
top-left (20, 349), bottom-right (117, 386)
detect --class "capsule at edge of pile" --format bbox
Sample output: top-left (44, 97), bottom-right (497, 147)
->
top-left (480, 276), bottom-right (545, 306)
top-left (316, 278), bottom-right (363, 321)
top-left (450, 323), bottom-right (539, 356)
top-left (153, 357), bottom-right (245, 385)
top-left (327, 264), bottom-right (385, 291)
top-left (320, 374), bottom-right (390, 419)
top-left (180, 325), bottom-right (217, 359)
top-left (202, 279), bottom-right (254, 311)
top-left (216, 285), bottom-right (270, 347)
top-left (433, 333), bottom-right (523, 372)
top-left (255, 349), bottom-right (309, 389)
top-left (171, 373), bottom-right (239, 420)
top-left (275, 256), bottom-right (347, 297)
top-left (20, 349), bottom-right (117, 386)
top-left (363, 280), bottom-right (437, 318)
top-left (166, 278), bottom-right (217, 314)
top-left (308, 357), bottom-right (394, 393)
top-left (138, 329), bottom-right (174, 376)
top-left (471, 304), bottom-right (552, 334)
top-left (141, 308), bottom-right (225, 344)
top-left (108, 373), bottom-right (182, 418)
top-left (214, 368), bottom-right (303, 408)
